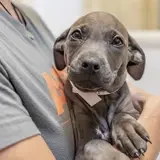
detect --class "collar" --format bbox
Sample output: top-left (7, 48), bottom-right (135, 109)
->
top-left (70, 81), bottom-right (118, 106)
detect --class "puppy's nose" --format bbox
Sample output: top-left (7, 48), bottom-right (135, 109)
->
top-left (81, 60), bottom-right (100, 72)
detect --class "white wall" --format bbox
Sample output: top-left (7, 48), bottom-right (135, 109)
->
top-left (32, 0), bottom-right (83, 37)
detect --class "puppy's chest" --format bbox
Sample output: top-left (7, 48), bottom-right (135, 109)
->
top-left (65, 79), bottom-right (119, 119)
top-left (72, 94), bottom-right (117, 142)
top-left (93, 96), bottom-right (112, 115)
top-left (74, 92), bottom-right (118, 118)
top-left (64, 80), bottom-right (119, 142)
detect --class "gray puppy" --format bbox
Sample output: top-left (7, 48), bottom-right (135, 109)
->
top-left (53, 12), bottom-right (151, 160)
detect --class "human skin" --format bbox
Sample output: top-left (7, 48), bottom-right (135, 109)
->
top-left (129, 83), bottom-right (160, 160)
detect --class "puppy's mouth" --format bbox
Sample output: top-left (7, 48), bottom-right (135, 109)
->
top-left (74, 80), bottom-right (102, 92)
top-left (68, 73), bottom-right (117, 91)
top-left (67, 64), bottom-right (120, 92)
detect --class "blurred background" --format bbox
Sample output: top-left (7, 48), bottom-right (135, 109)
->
top-left (20, 0), bottom-right (160, 96)
top-left (21, 0), bottom-right (160, 35)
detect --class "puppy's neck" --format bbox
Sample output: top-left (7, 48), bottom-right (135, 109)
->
top-left (70, 81), bottom-right (118, 106)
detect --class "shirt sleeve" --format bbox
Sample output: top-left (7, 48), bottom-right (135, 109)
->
top-left (0, 62), bottom-right (40, 150)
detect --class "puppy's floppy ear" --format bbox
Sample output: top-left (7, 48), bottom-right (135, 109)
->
top-left (53, 28), bottom-right (70, 70)
top-left (127, 34), bottom-right (146, 80)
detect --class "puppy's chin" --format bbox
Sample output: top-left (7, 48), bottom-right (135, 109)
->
top-left (68, 74), bottom-right (116, 92)
top-left (68, 67), bottom-right (125, 93)
top-left (70, 78), bottom-right (125, 94)
top-left (70, 79), bottom-right (116, 93)
top-left (74, 81), bottom-right (102, 92)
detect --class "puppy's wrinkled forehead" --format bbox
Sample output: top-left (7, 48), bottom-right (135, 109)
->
top-left (71, 12), bottom-right (128, 40)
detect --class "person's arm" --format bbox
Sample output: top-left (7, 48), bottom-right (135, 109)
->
top-left (128, 83), bottom-right (160, 160)
top-left (0, 135), bottom-right (56, 160)
top-left (0, 60), bottom-right (56, 160)
top-left (128, 82), bottom-right (151, 100)
top-left (138, 96), bottom-right (160, 160)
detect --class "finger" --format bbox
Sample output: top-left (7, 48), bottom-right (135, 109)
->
top-left (131, 95), bottom-right (146, 113)
top-left (133, 100), bottom-right (142, 113)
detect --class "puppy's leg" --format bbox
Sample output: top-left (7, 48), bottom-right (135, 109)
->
top-left (78, 139), bottom-right (130, 160)
top-left (110, 83), bottom-right (150, 159)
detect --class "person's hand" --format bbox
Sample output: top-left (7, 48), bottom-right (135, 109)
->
top-left (137, 96), bottom-right (160, 160)
top-left (128, 82), bottom-right (160, 160)
top-left (128, 82), bottom-right (160, 120)
top-left (128, 82), bottom-right (151, 113)
top-left (128, 82), bottom-right (151, 99)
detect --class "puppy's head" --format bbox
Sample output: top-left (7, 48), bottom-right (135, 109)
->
top-left (53, 12), bottom-right (145, 92)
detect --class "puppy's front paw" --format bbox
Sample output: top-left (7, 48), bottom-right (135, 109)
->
top-left (111, 113), bottom-right (151, 158)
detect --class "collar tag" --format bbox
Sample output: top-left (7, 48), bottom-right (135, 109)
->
top-left (70, 81), bottom-right (119, 106)
top-left (72, 85), bottom-right (102, 106)
top-left (70, 81), bottom-right (103, 106)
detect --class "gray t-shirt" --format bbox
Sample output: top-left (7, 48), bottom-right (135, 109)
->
top-left (0, 5), bottom-right (74, 160)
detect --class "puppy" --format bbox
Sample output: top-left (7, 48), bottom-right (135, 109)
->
top-left (53, 12), bottom-right (151, 160)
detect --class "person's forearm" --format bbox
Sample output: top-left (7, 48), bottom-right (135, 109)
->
top-left (128, 83), bottom-right (160, 160)
top-left (137, 96), bottom-right (160, 160)
top-left (0, 135), bottom-right (56, 160)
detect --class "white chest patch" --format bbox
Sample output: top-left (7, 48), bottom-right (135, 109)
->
top-left (95, 126), bottom-right (110, 140)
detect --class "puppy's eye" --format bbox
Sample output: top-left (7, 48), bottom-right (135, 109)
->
top-left (112, 36), bottom-right (123, 47)
top-left (71, 30), bottom-right (82, 40)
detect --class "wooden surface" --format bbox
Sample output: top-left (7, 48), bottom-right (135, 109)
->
top-left (83, 0), bottom-right (159, 30)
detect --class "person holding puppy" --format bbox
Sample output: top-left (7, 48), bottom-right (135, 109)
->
top-left (0, 0), bottom-right (159, 160)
